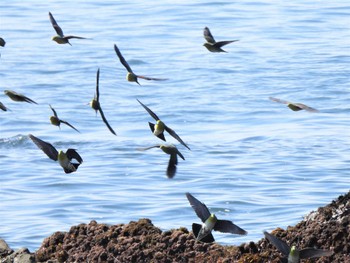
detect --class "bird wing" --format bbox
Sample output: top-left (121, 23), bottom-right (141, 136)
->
top-left (29, 134), bottom-right (58, 161)
top-left (98, 106), bottom-right (117, 135)
top-left (137, 75), bottom-right (168, 81)
top-left (66, 149), bottom-right (83, 163)
top-left (60, 120), bottom-right (80, 133)
top-left (49, 12), bottom-right (64, 37)
top-left (23, 95), bottom-right (38, 104)
top-left (214, 40), bottom-right (238, 48)
top-left (192, 223), bottom-right (215, 243)
top-left (114, 44), bottom-right (133, 73)
top-left (263, 231), bottom-right (290, 256)
top-left (49, 104), bottom-right (58, 118)
top-left (176, 148), bottom-right (185, 160)
top-left (95, 68), bottom-right (100, 101)
top-left (136, 145), bottom-right (161, 151)
top-left (299, 248), bottom-right (333, 259)
top-left (167, 152), bottom-right (178, 178)
top-left (185, 192), bottom-right (211, 223)
top-left (269, 97), bottom-right (289, 105)
top-left (293, 103), bottom-right (319, 113)
top-left (214, 219), bottom-right (247, 235)
top-left (137, 99), bottom-right (160, 121)
top-left (203, 27), bottom-right (216, 43)
top-left (164, 125), bottom-right (190, 150)
top-left (64, 35), bottom-right (87, 40)
top-left (0, 102), bottom-right (8, 111)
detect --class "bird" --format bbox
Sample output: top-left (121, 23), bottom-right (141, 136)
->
top-left (0, 101), bottom-right (9, 111)
top-left (186, 192), bottom-right (247, 243)
top-left (49, 105), bottom-right (80, 133)
top-left (113, 44), bottom-right (168, 85)
top-left (0, 37), bottom-right (5, 47)
top-left (269, 97), bottom-right (319, 112)
top-left (29, 134), bottom-right (83, 174)
top-left (138, 144), bottom-right (185, 178)
top-left (137, 99), bottom-right (190, 150)
top-left (203, 27), bottom-right (238, 53)
top-left (263, 231), bottom-right (333, 263)
top-left (49, 12), bottom-right (87, 45)
top-left (4, 90), bottom-right (38, 104)
top-left (89, 68), bottom-right (117, 135)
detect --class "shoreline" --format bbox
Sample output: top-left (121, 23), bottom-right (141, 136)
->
top-left (1, 191), bottom-right (349, 262)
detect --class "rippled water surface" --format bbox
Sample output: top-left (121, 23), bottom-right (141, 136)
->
top-left (1, 0), bottom-right (349, 251)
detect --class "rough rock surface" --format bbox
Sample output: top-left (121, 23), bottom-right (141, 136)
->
top-left (1, 191), bottom-right (349, 262)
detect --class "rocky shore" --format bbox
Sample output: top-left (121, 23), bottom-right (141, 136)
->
top-left (1, 191), bottom-right (349, 263)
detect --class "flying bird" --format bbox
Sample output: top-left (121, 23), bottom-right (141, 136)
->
top-left (203, 27), bottom-right (238, 53)
top-left (186, 192), bottom-right (247, 243)
top-left (263, 231), bottom-right (333, 263)
top-left (4, 90), bottom-right (38, 104)
top-left (29, 134), bottom-right (83, 174)
top-left (137, 99), bottom-right (190, 150)
top-left (0, 101), bottom-right (9, 111)
top-left (49, 12), bottom-right (87, 45)
top-left (138, 144), bottom-right (185, 178)
top-left (269, 97), bottom-right (319, 112)
top-left (49, 105), bottom-right (80, 133)
top-left (89, 68), bottom-right (117, 135)
top-left (113, 44), bottom-right (168, 85)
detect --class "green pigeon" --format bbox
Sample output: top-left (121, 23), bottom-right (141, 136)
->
top-left (137, 99), bottom-right (190, 150)
top-left (186, 192), bottom-right (247, 243)
top-left (89, 68), bottom-right (116, 135)
top-left (269, 97), bottom-right (319, 112)
top-left (113, 44), bottom-right (168, 85)
top-left (49, 104), bottom-right (80, 133)
top-left (4, 90), bottom-right (37, 104)
top-left (203, 27), bottom-right (238, 53)
top-left (263, 231), bottom-right (333, 263)
top-left (49, 12), bottom-right (87, 45)
top-left (138, 144), bottom-right (185, 178)
top-left (29, 134), bottom-right (83, 174)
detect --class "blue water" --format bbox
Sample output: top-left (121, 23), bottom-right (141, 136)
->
top-left (1, 0), bottom-right (349, 252)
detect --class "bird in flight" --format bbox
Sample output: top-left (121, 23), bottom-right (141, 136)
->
top-left (49, 105), bottom-right (80, 133)
top-left (89, 68), bottom-right (117, 135)
top-left (137, 99), bottom-right (190, 150)
top-left (49, 12), bottom-right (87, 45)
top-left (269, 97), bottom-right (319, 112)
top-left (4, 90), bottom-right (38, 104)
top-left (138, 144), bottom-right (185, 178)
top-left (114, 44), bottom-right (168, 85)
top-left (203, 27), bottom-right (238, 53)
top-left (29, 134), bottom-right (83, 174)
top-left (263, 231), bottom-right (333, 263)
top-left (186, 192), bottom-right (247, 243)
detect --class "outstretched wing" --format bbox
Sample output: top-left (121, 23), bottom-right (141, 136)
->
top-left (98, 106), bottom-right (117, 135)
top-left (263, 231), bottom-right (290, 256)
top-left (167, 153), bottom-right (178, 178)
top-left (137, 75), bottom-right (168, 81)
top-left (214, 219), bottom-right (247, 235)
top-left (204, 27), bottom-right (216, 43)
top-left (60, 120), bottom-right (80, 133)
top-left (65, 35), bottom-right (87, 40)
top-left (293, 103), bottom-right (319, 113)
top-left (137, 99), bottom-right (160, 121)
top-left (49, 12), bottom-right (64, 37)
top-left (95, 68), bottom-right (100, 101)
top-left (299, 248), bottom-right (333, 259)
top-left (29, 134), bottom-right (58, 161)
top-left (136, 145), bottom-right (161, 151)
top-left (164, 125), bottom-right (190, 150)
top-left (49, 104), bottom-right (58, 118)
top-left (114, 44), bottom-right (133, 73)
top-left (186, 192), bottom-right (211, 223)
top-left (269, 97), bottom-right (289, 105)
top-left (214, 40), bottom-right (238, 48)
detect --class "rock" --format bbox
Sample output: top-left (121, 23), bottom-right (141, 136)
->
top-left (1, 191), bottom-right (350, 262)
